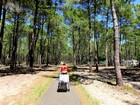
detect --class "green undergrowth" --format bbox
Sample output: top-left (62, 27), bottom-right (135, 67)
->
top-left (18, 77), bottom-right (52, 105)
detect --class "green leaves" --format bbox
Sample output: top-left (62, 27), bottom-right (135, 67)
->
top-left (1, 0), bottom-right (140, 65)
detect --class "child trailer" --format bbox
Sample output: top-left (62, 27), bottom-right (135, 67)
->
top-left (57, 74), bottom-right (70, 92)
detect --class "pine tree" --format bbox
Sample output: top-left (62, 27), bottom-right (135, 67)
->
top-left (110, 0), bottom-right (123, 86)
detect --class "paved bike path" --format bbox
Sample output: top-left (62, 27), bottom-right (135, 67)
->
top-left (38, 79), bottom-right (82, 105)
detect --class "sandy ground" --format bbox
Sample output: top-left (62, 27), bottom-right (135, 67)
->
top-left (0, 74), bottom-right (37, 100)
top-left (74, 66), bottom-right (140, 105)
top-left (0, 65), bottom-right (56, 105)
top-left (83, 80), bottom-right (140, 105)
top-left (0, 65), bottom-right (140, 105)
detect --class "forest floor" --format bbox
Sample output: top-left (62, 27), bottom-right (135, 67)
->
top-left (0, 65), bottom-right (140, 105)
top-left (73, 66), bottom-right (140, 105)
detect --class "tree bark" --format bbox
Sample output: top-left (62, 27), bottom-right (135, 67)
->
top-left (134, 37), bottom-right (137, 57)
top-left (0, 4), bottom-right (6, 60)
top-left (119, 18), bottom-right (122, 65)
top-left (72, 29), bottom-right (76, 67)
top-left (0, 0), bottom-right (3, 21)
top-left (78, 27), bottom-right (81, 65)
top-left (46, 18), bottom-right (50, 66)
top-left (55, 30), bottom-right (61, 65)
top-left (87, 0), bottom-right (92, 71)
top-left (105, 10), bottom-right (109, 67)
top-left (39, 17), bottom-right (44, 68)
top-left (94, 0), bottom-right (99, 72)
top-left (110, 0), bottom-right (123, 86)
top-left (10, 14), bottom-right (19, 70)
top-left (29, 0), bottom-right (39, 68)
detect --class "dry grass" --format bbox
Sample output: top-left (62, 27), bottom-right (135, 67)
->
top-left (74, 83), bottom-right (100, 105)
top-left (123, 84), bottom-right (140, 96)
top-left (18, 76), bottom-right (52, 105)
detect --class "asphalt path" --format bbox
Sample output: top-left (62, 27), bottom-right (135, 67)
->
top-left (38, 79), bottom-right (82, 105)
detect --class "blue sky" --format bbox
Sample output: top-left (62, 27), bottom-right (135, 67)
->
top-left (134, 0), bottom-right (140, 5)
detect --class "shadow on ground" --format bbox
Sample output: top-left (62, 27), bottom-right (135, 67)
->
top-left (42, 74), bottom-right (59, 79)
top-left (70, 66), bottom-right (140, 88)
top-left (0, 65), bottom-right (57, 77)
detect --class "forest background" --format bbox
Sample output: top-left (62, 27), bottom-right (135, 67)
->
top-left (0, 0), bottom-right (140, 86)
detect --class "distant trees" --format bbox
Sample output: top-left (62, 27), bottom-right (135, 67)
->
top-left (0, 0), bottom-right (140, 86)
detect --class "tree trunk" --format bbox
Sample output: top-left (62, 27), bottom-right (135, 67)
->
top-left (29, 0), bottom-right (39, 68)
top-left (8, 35), bottom-right (12, 60)
top-left (119, 18), bottom-right (122, 65)
top-left (17, 40), bottom-right (21, 65)
top-left (134, 37), bottom-right (137, 57)
top-left (72, 29), bottom-right (76, 66)
top-left (0, 0), bottom-right (3, 21)
top-left (39, 17), bottom-right (44, 68)
top-left (78, 27), bottom-right (81, 65)
top-left (10, 14), bottom-right (19, 70)
top-left (0, 4), bottom-right (6, 60)
top-left (109, 43), bottom-right (114, 65)
top-left (105, 10), bottom-right (109, 67)
top-left (125, 35), bottom-right (128, 60)
top-left (3, 44), bottom-right (6, 64)
top-left (46, 38), bottom-right (50, 66)
top-left (94, 0), bottom-right (99, 72)
top-left (39, 42), bottom-right (42, 67)
top-left (46, 19), bottom-right (50, 66)
top-left (55, 32), bottom-right (61, 65)
top-left (110, 0), bottom-right (123, 86)
top-left (87, 0), bottom-right (92, 71)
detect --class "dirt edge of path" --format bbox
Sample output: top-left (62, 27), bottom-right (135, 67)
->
top-left (0, 71), bottom-right (55, 105)
top-left (74, 83), bottom-right (100, 105)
